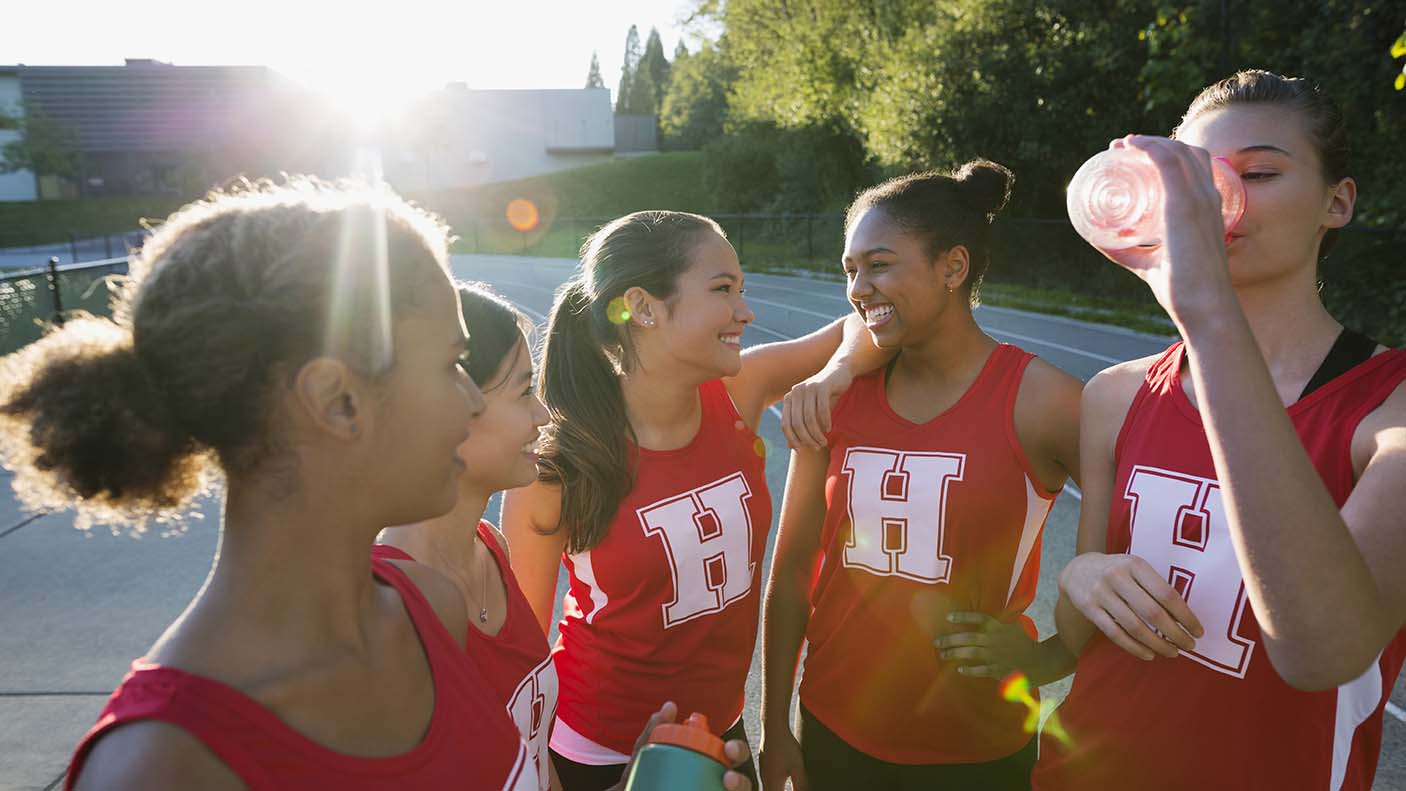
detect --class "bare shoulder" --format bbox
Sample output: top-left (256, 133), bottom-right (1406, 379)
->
top-left (503, 478), bottom-right (564, 532)
top-left (479, 520), bottom-right (511, 562)
top-left (1352, 371), bottom-right (1406, 473)
top-left (1085, 352), bottom-right (1161, 409)
top-left (386, 560), bottom-right (470, 649)
top-left (1016, 357), bottom-right (1083, 417)
top-left (74, 720), bottom-right (243, 790)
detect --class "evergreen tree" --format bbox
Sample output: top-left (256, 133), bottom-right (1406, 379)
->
top-left (641, 28), bottom-right (673, 106)
top-left (616, 25), bottom-right (642, 112)
top-left (585, 51), bottom-right (605, 89)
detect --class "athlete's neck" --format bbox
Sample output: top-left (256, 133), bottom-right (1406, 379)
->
top-left (890, 306), bottom-right (997, 391)
top-left (1192, 261), bottom-right (1341, 403)
top-left (620, 367), bottom-right (703, 451)
top-left (379, 483), bottom-right (491, 575)
top-left (151, 476), bottom-right (390, 676)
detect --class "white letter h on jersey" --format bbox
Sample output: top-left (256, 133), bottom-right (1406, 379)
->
top-left (639, 472), bottom-right (755, 629)
top-left (842, 448), bottom-right (965, 583)
top-left (1125, 466), bottom-right (1254, 678)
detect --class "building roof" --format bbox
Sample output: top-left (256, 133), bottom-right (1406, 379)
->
top-left (17, 61), bottom-right (294, 153)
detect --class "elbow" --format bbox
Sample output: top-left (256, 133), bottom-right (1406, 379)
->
top-left (1265, 644), bottom-right (1377, 692)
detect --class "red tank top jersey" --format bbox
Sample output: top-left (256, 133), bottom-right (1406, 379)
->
top-left (66, 557), bottom-right (536, 791)
top-left (1033, 343), bottom-right (1406, 791)
top-left (798, 344), bottom-right (1058, 764)
top-left (373, 522), bottom-right (558, 790)
top-left (552, 378), bottom-right (771, 754)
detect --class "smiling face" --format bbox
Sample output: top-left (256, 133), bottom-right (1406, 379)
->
top-left (455, 333), bottom-right (550, 494)
top-left (1175, 104), bottom-right (1354, 287)
top-left (642, 230), bottom-right (755, 378)
top-left (842, 207), bottom-right (963, 349)
top-left (367, 271), bottom-right (486, 524)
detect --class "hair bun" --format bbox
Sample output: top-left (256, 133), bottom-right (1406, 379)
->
top-left (954, 159), bottom-right (1014, 217)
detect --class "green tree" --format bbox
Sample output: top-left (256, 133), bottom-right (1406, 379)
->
top-left (641, 29), bottom-right (673, 104)
top-left (660, 40), bottom-right (736, 149)
top-left (617, 25), bottom-right (642, 112)
top-left (0, 103), bottom-right (81, 182)
top-left (585, 51), bottom-right (605, 89)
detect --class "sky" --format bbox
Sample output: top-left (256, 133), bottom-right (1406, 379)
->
top-left (9, 1), bottom-right (711, 109)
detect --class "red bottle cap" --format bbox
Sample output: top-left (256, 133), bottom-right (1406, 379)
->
top-left (647, 712), bottom-right (729, 765)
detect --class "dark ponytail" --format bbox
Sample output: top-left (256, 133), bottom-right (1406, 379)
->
top-left (0, 318), bottom-right (210, 530)
top-left (845, 158), bottom-right (1014, 306)
top-left (536, 211), bottom-right (723, 554)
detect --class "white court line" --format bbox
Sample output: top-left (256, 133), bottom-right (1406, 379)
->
top-left (1388, 701), bottom-right (1406, 724)
top-left (987, 329), bottom-right (1123, 365)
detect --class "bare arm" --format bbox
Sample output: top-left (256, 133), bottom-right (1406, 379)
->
top-left (1107, 136), bottom-right (1406, 688)
top-left (727, 314), bottom-right (890, 441)
top-left (1053, 362), bottom-right (1204, 660)
top-left (1052, 368), bottom-right (1121, 657)
top-left (1182, 312), bottom-right (1406, 687)
top-left (74, 721), bottom-right (244, 791)
top-left (502, 480), bottom-right (568, 638)
top-left (758, 447), bottom-right (829, 791)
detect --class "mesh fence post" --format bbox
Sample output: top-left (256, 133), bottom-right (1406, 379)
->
top-left (46, 256), bottom-right (65, 325)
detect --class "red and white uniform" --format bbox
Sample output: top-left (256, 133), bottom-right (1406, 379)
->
top-left (1033, 343), bottom-right (1406, 791)
top-left (67, 557), bottom-right (536, 791)
top-left (373, 521), bottom-right (558, 790)
top-left (799, 344), bottom-right (1058, 764)
top-left (551, 378), bottom-right (771, 758)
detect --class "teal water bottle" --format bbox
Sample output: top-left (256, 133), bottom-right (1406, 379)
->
top-left (622, 712), bottom-right (729, 791)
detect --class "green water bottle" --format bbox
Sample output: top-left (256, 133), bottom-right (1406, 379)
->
top-left (622, 712), bottom-right (729, 791)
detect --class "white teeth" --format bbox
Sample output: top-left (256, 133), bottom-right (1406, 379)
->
top-left (866, 305), bottom-right (894, 324)
top-left (719, 334), bottom-right (741, 344)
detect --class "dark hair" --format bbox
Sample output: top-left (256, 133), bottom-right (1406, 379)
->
top-left (458, 283), bottom-right (535, 391)
top-left (537, 210), bottom-right (724, 554)
top-left (845, 159), bottom-right (1014, 305)
top-left (0, 177), bottom-right (452, 530)
top-left (1175, 69), bottom-right (1350, 257)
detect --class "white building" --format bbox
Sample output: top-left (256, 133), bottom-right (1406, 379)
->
top-left (0, 67), bottom-right (38, 202)
top-left (385, 87), bottom-right (620, 191)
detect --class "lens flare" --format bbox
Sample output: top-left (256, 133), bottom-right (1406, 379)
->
top-left (329, 150), bottom-right (393, 376)
top-left (506, 198), bottom-right (541, 232)
top-left (1000, 672), bottom-right (1072, 747)
top-left (606, 296), bottom-right (631, 324)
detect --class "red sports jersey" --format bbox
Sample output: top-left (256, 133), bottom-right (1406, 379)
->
top-left (1033, 343), bottom-right (1406, 791)
top-left (67, 557), bottom-right (536, 790)
top-left (551, 378), bottom-right (772, 755)
top-left (373, 522), bottom-right (558, 790)
top-left (799, 344), bottom-right (1058, 764)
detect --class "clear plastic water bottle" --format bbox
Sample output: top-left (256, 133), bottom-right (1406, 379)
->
top-left (622, 712), bottom-right (729, 791)
top-left (1066, 148), bottom-right (1246, 250)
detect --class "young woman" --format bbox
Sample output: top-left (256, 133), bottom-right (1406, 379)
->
top-left (502, 210), bottom-right (887, 790)
top-left (375, 283), bottom-right (560, 789)
top-left (0, 179), bottom-right (539, 789)
top-left (758, 161), bottom-right (1082, 791)
top-left (1034, 71), bottom-right (1406, 791)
